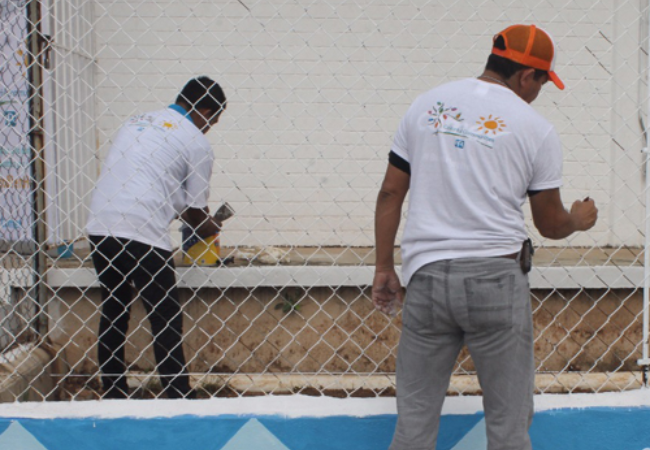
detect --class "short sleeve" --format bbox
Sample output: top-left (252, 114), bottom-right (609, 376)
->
top-left (529, 128), bottom-right (563, 191)
top-left (390, 112), bottom-right (410, 163)
top-left (184, 143), bottom-right (214, 208)
top-left (389, 150), bottom-right (411, 175)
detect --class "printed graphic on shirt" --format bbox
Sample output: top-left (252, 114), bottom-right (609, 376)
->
top-left (427, 102), bottom-right (509, 149)
top-left (428, 102), bottom-right (463, 129)
top-left (476, 115), bottom-right (506, 135)
top-left (128, 114), bottom-right (178, 133)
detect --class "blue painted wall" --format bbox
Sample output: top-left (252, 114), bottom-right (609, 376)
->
top-left (1, 408), bottom-right (649, 450)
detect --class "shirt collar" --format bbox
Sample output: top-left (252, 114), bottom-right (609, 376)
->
top-left (168, 104), bottom-right (194, 124)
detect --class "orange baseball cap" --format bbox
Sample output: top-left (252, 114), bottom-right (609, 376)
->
top-left (492, 24), bottom-right (565, 90)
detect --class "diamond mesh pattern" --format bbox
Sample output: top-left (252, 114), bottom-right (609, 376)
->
top-left (0, 0), bottom-right (648, 401)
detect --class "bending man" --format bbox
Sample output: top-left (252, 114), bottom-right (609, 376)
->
top-left (86, 77), bottom-right (226, 398)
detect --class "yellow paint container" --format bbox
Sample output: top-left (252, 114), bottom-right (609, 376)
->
top-left (181, 227), bottom-right (221, 266)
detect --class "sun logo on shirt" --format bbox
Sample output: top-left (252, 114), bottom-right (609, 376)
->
top-left (476, 115), bottom-right (506, 135)
top-left (162, 121), bottom-right (176, 129)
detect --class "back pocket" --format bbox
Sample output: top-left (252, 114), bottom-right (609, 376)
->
top-left (403, 272), bottom-right (435, 333)
top-left (464, 274), bottom-right (514, 331)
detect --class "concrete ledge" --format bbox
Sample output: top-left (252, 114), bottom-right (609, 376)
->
top-left (1, 390), bottom-right (650, 419)
top-left (43, 265), bottom-right (646, 289)
top-left (120, 372), bottom-right (643, 396)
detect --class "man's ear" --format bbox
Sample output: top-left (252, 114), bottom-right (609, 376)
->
top-left (196, 107), bottom-right (213, 118)
top-left (518, 68), bottom-right (537, 86)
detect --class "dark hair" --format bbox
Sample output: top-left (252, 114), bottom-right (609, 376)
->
top-left (485, 36), bottom-right (547, 80)
top-left (176, 76), bottom-right (227, 115)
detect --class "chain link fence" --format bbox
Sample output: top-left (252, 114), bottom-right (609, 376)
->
top-left (0, 0), bottom-right (648, 400)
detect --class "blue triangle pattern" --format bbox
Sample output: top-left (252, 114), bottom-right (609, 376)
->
top-left (0, 421), bottom-right (49, 450)
top-left (450, 417), bottom-right (487, 450)
top-left (221, 418), bottom-right (291, 450)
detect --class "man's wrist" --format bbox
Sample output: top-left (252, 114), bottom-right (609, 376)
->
top-left (375, 262), bottom-right (395, 272)
top-left (568, 212), bottom-right (581, 233)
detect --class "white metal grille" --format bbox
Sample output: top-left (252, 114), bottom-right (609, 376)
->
top-left (0, 0), bottom-right (648, 401)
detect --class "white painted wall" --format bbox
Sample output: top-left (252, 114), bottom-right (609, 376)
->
top-left (86, 0), bottom-right (648, 248)
top-left (45, 0), bottom-right (97, 243)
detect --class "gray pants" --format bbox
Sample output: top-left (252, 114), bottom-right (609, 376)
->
top-left (390, 258), bottom-right (534, 450)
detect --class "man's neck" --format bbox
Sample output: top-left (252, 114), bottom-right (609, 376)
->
top-left (477, 71), bottom-right (513, 91)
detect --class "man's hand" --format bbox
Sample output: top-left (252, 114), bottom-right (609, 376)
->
top-left (182, 207), bottom-right (220, 238)
top-left (530, 189), bottom-right (599, 239)
top-left (570, 197), bottom-right (598, 231)
top-left (372, 268), bottom-right (404, 316)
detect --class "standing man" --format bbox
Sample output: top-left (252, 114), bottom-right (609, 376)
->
top-left (373, 25), bottom-right (598, 449)
top-left (86, 76), bottom-right (226, 399)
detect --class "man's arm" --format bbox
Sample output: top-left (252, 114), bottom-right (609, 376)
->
top-left (373, 164), bottom-right (410, 314)
top-left (181, 207), bottom-right (221, 238)
top-left (529, 188), bottom-right (598, 239)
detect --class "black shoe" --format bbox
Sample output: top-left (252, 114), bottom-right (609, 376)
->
top-left (103, 386), bottom-right (129, 399)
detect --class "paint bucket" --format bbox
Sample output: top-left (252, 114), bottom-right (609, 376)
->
top-left (181, 226), bottom-right (220, 266)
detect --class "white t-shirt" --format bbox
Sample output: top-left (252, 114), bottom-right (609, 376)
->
top-left (86, 107), bottom-right (214, 251)
top-left (391, 78), bottom-right (563, 285)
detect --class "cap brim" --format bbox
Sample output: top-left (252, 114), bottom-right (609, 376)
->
top-left (548, 71), bottom-right (564, 90)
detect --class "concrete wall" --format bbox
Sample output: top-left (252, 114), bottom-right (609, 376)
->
top-left (85, 0), bottom-right (649, 248)
top-left (47, 287), bottom-right (642, 378)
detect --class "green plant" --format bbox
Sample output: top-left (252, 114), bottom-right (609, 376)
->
top-left (275, 290), bottom-right (302, 314)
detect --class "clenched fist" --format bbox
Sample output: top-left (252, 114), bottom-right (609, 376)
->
top-left (570, 197), bottom-right (598, 231)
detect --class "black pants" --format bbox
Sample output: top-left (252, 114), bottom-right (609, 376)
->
top-left (89, 235), bottom-right (191, 398)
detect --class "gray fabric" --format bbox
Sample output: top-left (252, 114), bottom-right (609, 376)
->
top-left (389, 257), bottom-right (534, 450)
